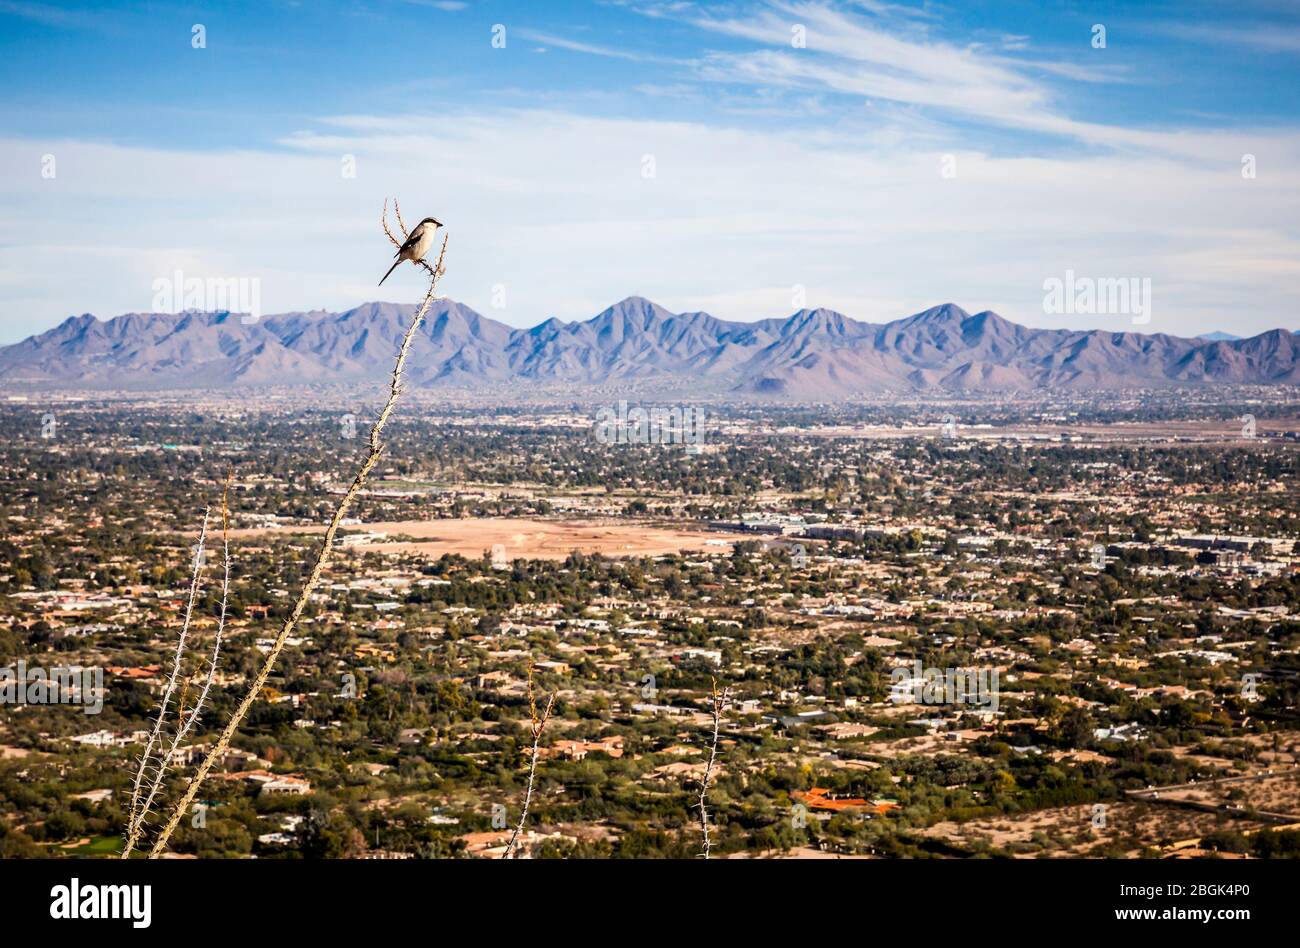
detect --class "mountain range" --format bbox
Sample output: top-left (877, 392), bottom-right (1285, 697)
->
top-left (2, 297), bottom-right (1298, 398)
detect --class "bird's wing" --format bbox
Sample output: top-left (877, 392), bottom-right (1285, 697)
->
top-left (399, 224), bottom-right (425, 254)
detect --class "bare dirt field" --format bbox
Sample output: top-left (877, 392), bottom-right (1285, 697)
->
top-left (919, 801), bottom-right (1260, 857)
top-left (735, 846), bottom-right (878, 859)
top-left (224, 517), bottom-right (756, 561)
top-left (1151, 770), bottom-right (1300, 818)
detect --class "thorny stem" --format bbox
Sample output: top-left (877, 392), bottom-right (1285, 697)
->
top-left (123, 510), bottom-right (209, 856)
top-left (697, 677), bottom-right (730, 859)
top-left (147, 206), bottom-right (448, 858)
top-left (503, 669), bottom-right (557, 859)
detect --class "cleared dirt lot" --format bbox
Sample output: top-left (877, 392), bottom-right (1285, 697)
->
top-left (223, 517), bottom-right (755, 561)
top-left (919, 801), bottom-right (1261, 858)
top-left (1150, 770), bottom-right (1300, 818)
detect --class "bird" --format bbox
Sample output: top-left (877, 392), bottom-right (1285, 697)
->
top-left (379, 216), bottom-right (443, 285)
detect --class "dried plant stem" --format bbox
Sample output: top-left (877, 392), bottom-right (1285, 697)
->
top-left (122, 480), bottom-right (233, 856)
top-left (503, 669), bottom-right (557, 859)
top-left (147, 207), bottom-right (447, 858)
top-left (123, 510), bottom-right (209, 856)
top-left (697, 678), bottom-right (730, 859)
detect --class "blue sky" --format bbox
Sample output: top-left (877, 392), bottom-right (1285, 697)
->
top-left (1, 0), bottom-right (1298, 342)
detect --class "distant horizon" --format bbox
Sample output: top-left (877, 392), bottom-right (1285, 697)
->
top-left (8, 291), bottom-right (1297, 397)
top-left (17, 295), bottom-right (1298, 346)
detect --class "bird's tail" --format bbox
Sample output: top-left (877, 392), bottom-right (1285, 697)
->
top-left (378, 257), bottom-right (402, 286)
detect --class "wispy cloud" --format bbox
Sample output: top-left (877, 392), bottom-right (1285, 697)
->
top-left (4, 104), bottom-right (1298, 340)
top-left (0, 0), bottom-right (81, 26)
top-left (682, 1), bottom-right (1088, 139)
top-left (656, 1), bottom-right (1267, 156)
top-left (1156, 22), bottom-right (1300, 54)
top-left (401, 0), bottom-right (467, 11)
top-left (0, 0), bottom-right (121, 32)
top-left (515, 27), bottom-right (678, 63)
top-left (1022, 60), bottom-right (1134, 84)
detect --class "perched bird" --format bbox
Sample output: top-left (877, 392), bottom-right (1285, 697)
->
top-left (378, 216), bottom-right (442, 285)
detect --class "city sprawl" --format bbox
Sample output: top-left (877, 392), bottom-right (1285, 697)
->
top-left (1, 389), bottom-right (1297, 859)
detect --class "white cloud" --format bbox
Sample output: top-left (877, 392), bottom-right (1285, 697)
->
top-left (401, 1), bottom-right (468, 11)
top-left (514, 28), bottom-right (679, 63)
top-left (1, 105), bottom-right (1298, 343)
top-left (690, 1), bottom-right (1059, 126)
top-left (680, 1), bottom-right (1181, 151)
top-left (1156, 22), bottom-right (1300, 54)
